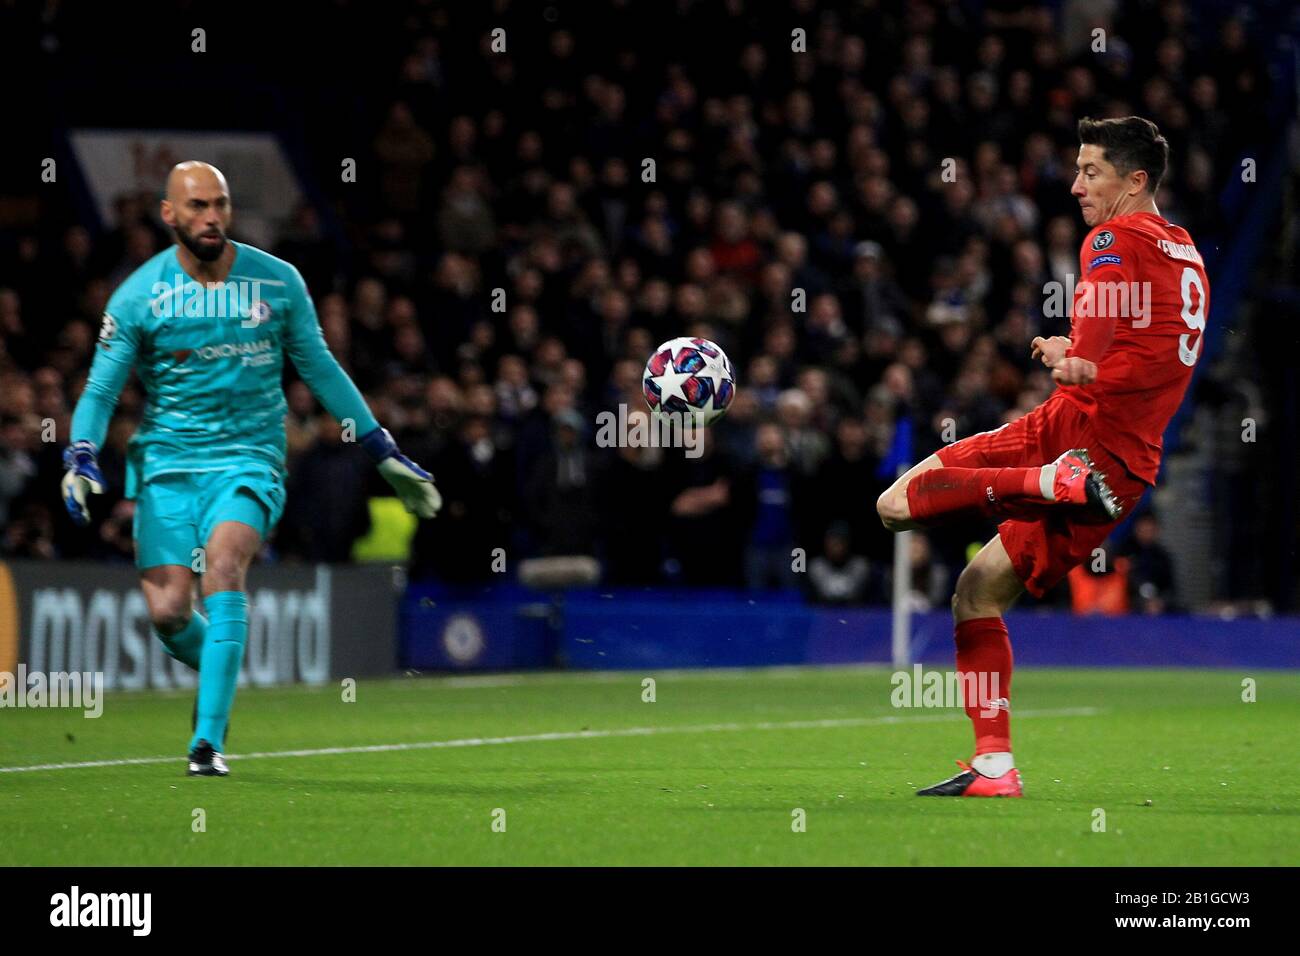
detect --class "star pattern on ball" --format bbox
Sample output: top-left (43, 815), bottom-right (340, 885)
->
top-left (700, 354), bottom-right (732, 397)
top-left (649, 349), bottom-right (695, 406)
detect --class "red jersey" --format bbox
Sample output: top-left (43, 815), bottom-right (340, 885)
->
top-left (1058, 211), bottom-right (1209, 483)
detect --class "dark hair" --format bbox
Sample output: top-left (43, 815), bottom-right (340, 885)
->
top-left (1077, 116), bottom-right (1169, 193)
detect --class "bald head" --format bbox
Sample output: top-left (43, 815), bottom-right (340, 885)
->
top-left (161, 161), bottom-right (232, 263)
top-left (165, 161), bottom-right (229, 202)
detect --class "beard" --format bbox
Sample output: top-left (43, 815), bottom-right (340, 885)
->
top-left (174, 223), bottom-right (227, 262)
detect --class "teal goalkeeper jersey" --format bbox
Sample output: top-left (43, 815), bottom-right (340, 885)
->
top-left (71, 241), bottom-right (379, 497)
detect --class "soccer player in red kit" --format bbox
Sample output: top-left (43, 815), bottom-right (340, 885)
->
top-left (876, 116), bottom-right (1209, 796)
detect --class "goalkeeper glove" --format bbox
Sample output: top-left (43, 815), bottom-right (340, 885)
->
top-left (360, 426), bottom-right (443, 519)
top-left (61, 440), bottom-right (106, 526)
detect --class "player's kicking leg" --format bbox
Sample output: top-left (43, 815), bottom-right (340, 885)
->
top-left (876, 446), bottom-right (1121, 531)
top-left (187, 516), bottom-right (262, 777)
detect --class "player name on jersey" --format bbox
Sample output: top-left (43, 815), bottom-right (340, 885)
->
top-left (1157, 239), bottom-right (1203, 264)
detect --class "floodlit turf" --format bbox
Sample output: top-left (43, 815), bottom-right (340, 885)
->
top-left (2, 667), bottom-right (1297, 866)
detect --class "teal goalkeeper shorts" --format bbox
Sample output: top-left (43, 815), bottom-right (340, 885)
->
top-left (132, 462), bottom-right (286, 569)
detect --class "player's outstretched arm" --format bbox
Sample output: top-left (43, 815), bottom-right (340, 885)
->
top-left (283, 269), bottom-right (441, 519)
top-left (62, 308), bottom-right (140, 526)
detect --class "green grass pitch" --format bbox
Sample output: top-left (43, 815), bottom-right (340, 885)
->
top-left (3, 666), bottom-right (1297, 866)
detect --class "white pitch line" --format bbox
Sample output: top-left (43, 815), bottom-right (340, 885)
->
top-left (349, 664), bottom-right (898, 691)
top-left (0, 707), bottom-right (1099, 775)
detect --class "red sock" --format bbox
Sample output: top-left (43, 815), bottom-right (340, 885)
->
top-left (954, 617), bottom-right (1013, 754)
top-left (905, 466), bottom-right (1042, 524)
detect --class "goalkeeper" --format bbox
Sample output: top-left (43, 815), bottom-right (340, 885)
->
top-left (62, 162), bottom-right (441, 776)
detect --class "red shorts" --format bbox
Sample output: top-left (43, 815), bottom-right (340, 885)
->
top-left (935, 392), bottom-right (1149, 597)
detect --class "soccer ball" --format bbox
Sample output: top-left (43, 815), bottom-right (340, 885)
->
top-left (642, 337), bottom-right (736, 427)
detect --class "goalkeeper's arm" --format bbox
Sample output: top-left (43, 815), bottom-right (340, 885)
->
top-left (283, 270), bottom-right (441, 519)
top-left (62, 309), bottom-right (137, 526)
top-left (289, 343), bottom-right (442, 519)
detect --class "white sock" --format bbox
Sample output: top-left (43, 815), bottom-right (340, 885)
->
top-left (973, 752), bottom-right (1015, 778)
top-left (1038, 463), bottom-right (1056, 501)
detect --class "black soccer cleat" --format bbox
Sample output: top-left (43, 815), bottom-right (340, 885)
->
top-left (187, 740), bottom-right (230, 777)
top-left (1076, 450), bottom-right (1123, 520)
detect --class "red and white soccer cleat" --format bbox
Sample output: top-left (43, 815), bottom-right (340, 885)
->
top-left (1048, 448), bottom-right (1122, 519)
top-left (916, 760), bottom-right (1024, 797)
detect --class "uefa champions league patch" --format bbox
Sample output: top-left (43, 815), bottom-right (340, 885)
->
top-left (98, 313), bottom-right (117, 348)
top-left (1091, 230), bottom-right (1115, 251)
top-left (1088, 254), bottom-right (1123, 271)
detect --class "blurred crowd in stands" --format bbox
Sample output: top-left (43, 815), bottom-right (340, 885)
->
top-left (1, 0), bottom-right (1269, 611)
